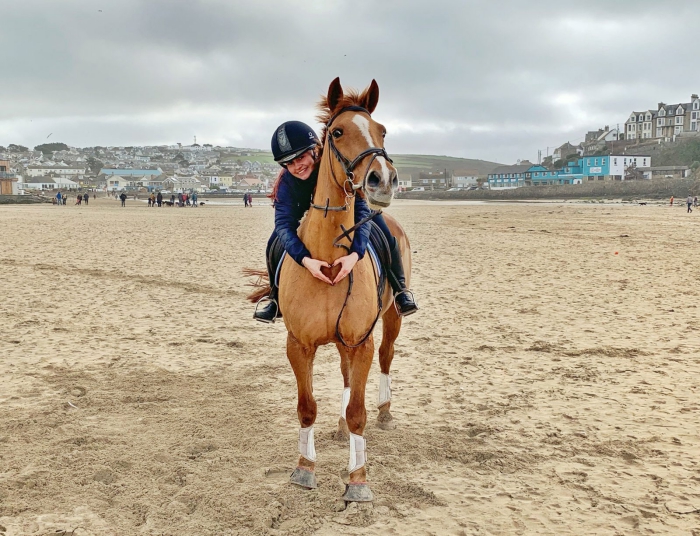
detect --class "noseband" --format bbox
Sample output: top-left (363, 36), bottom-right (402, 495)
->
top-left (311, 105), bottom-right (394, 215)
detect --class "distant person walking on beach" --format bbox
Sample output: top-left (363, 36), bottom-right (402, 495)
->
top-left (83, 193), bottom-right (89, 205)
top-left (192, 192), bottom-right (198, 207)
top-left (687, 195), bottom-right (693, 213)
top-left (243, 193), bottom-right (249, 207)
top-left (670, 195), bottom-right (674, 206)
top-left (694, 196), bottom-right (698, 208)
top-left (119, 192), bottom-right (127, 207)
top-left (56, 191), bottom-right (62, 206)
top-left (248, 193), bottom-right (253, 207)
top-left (76, 194), bottom-right (82, 205)
top-left (156, 191), bottom-right (163, 207)
top-left (170, 194), bottom-right (175, 205)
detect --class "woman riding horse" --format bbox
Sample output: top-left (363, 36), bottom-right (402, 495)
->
top-left (253, 120), bottom-right (418, 322)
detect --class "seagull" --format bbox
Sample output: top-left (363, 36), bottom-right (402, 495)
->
top-left (47, 133), bottom-right (53, 138)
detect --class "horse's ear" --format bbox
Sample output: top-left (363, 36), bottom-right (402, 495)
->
top-left (363, 79), bottom-right (379, 114)
top-left (327, 77), bottom-right (343, 111)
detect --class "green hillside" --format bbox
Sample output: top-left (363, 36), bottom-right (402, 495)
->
top-left (615, 137), bottom-right (700, 167)
top-left (221, 150), bottom-right (502, 176)
top-left (389, 154), bottom-right (502, 178)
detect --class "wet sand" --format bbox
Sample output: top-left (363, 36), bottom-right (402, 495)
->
top-left (1, 197), bottom-right (699, 535)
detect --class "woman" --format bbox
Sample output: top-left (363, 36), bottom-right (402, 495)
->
top-left (254, 121), bottom-right (418, 323)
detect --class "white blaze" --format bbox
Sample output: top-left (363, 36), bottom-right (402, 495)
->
top-left (351, 115), bottom-right (391, 184)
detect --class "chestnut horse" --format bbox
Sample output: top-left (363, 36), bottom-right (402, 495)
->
top-left (250, 78), bottom-right (411, 502)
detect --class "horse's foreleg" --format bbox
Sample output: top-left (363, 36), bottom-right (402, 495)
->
top-left (286, 333), bottom-right (318, 489)
top-left (377, 306), bottom-right (402, 430)
top-left (341, 337), bottom-right (375, 502)
top-left (334, 343), bottom-right (351, 442)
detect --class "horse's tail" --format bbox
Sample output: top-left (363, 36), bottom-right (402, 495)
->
top-left (243, 268), bottom-right (270, 303)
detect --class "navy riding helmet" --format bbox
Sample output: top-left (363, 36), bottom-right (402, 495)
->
top-left (271, 121), bottom-right (319, 164)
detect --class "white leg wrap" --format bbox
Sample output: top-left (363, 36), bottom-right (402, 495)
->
top-left (348, 432), bottom-right (366, 473)
top-left (340, 387), bottom-right (351, 419)
top-left (378, 373), bottom-right (392, 407)
top-left (298, 426), bottom-right (317, 462)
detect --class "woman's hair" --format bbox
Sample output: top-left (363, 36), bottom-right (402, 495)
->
top-left (267, 141), bottom-right (322, 204)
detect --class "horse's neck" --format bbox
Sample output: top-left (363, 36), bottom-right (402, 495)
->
top-left (301, 160), bottom-right (355, 262)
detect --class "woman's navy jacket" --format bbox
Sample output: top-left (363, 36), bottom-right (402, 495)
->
top-left (273, 169), bottom-right (372, 265)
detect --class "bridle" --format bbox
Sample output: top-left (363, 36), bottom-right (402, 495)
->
top-left (310, 105), bottom-right (394, 216)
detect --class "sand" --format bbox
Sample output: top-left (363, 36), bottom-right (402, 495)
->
top-left (1, 197), bottom-right (699, 535)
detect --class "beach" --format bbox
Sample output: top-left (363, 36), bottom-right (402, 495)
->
top-left (1, 197), bottom-right (699, 535)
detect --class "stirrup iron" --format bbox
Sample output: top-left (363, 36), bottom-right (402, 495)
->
top-left (253, 296), bottom-right (279, 323)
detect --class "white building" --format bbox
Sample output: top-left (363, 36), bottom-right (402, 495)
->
top-left (21, 176), bottom-right (80, 190)
top-left (25, 164), bottom-right (86, 178)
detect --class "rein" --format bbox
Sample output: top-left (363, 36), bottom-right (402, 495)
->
top-left (332, 210), bottom-right (387, 348)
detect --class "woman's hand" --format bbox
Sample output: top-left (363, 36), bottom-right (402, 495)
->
top-left (302, 257), bottom-right (333, 285)
top-left (332, 252), bottom-right (359, 285)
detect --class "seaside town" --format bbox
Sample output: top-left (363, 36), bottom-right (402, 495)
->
top-left (2, 94), bottom-right (700, 200)
top-left (0, 140), bottom-right (278, 198)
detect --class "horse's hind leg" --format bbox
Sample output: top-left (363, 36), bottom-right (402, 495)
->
top-left (377, 306), bottom-right (402, 430)
top-left (286, 333), bottom-right (318, 489)
top-left (334, 343), bottom-right (351, 442)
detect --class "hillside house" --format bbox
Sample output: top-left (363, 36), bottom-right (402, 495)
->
top-left (451, 169), bottom-right (479, 188)
top-left (625, 94), bottom-right (700, 140)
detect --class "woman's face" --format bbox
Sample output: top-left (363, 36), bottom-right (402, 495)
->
top-left (285, 150), bottom-right (315, 180)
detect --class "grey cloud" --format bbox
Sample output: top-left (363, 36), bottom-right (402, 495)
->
top-left (2, 0), bottom-right (700, 162)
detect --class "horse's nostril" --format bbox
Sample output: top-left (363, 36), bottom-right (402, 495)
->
top-left (367, 171), bottom-right (381, 189)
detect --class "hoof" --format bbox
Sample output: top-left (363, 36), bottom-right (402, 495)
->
top-left (342, 482), bottom-right (374, 502)
top-left (334, 417), bottom-right (350, 442)
top-left (377, 410), bottom-right (396, 430)
top-left (290, 466), bottom-right (317, 489)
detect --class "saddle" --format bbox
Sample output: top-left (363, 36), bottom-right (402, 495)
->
top-left (267, 221), bottom-right (391, 307)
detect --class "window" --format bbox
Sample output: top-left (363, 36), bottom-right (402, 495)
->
top-left (675, 126), bottom-right (682, 134)
top-left (594, 159), bottom-right (599, 165)
top-left (692, 122), bottom-right (698, 131)
top-left (693, 112), bottom-right (698, 120)
top-left (602, 159), bottom-right (606, 165)
top-left (658, 118), bottom-right (664, 126)
top-left (660, 109), bottom-right (666, 116)
top-left (676, 116), bottom-right (684, 125)
top-left (656, 128), bottom-right (663, 137)
top-left (614, 158), bottom-right (618, 165)
top-left (638, 115), bottom-right (644, 121)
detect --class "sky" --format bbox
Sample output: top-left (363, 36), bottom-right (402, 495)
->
top-left (2, 0), bottom-right (700, 164)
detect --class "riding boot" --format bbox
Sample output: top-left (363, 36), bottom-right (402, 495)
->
top-left (388, 239), bottom-right (418, 317)
top-left (253, 283), bottom-right (280, 323)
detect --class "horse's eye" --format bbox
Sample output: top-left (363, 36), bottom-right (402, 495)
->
top-left (382, 130), bottom-right (386, 138)
top-left (332, 128), bottom-right (343, 139)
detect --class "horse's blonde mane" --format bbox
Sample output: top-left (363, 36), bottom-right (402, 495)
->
top-left (315, 86), bottom-right (372, 147)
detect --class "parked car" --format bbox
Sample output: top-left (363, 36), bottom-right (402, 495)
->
top-left (411, 187), bottom-right (425, 192)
